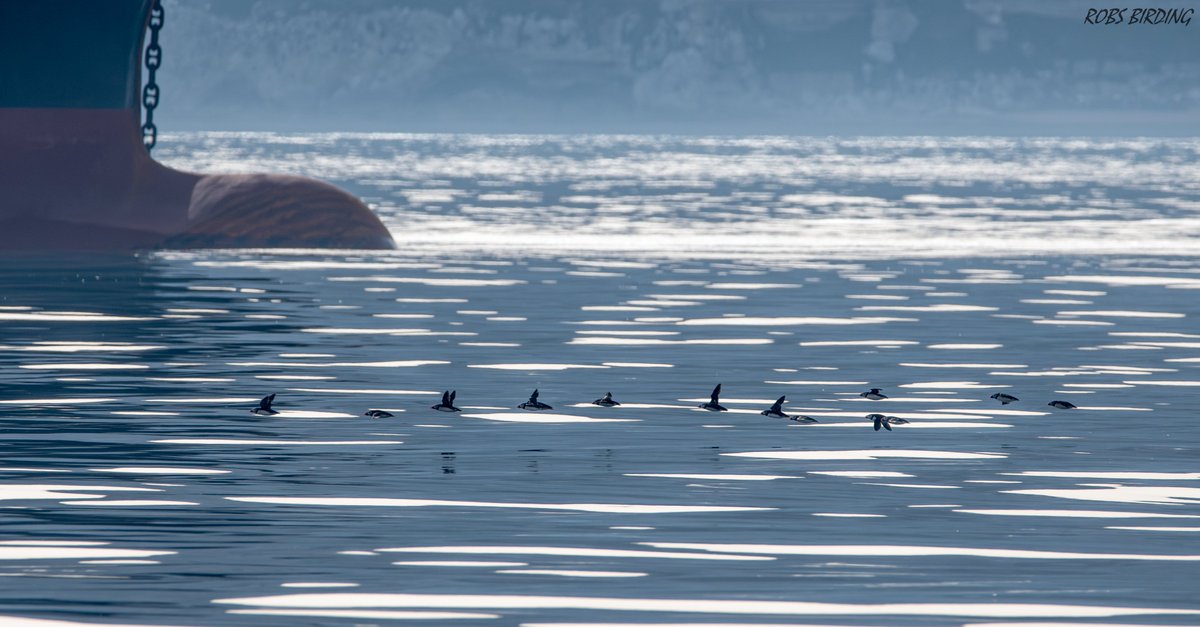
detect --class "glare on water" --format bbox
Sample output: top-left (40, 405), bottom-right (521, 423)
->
top-left (1, 134), bottom-right (1199, 626)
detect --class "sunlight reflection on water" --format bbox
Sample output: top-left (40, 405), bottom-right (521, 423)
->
top-left (0, 134), bottom-right (1198, 625)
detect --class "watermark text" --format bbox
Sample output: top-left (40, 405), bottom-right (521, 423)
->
top-left (1084, 8), bottom-right (1193, 25)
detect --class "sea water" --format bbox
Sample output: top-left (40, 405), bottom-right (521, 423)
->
top-left (0, 134), bottom-right (1198, 626)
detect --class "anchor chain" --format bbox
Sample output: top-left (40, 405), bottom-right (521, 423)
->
top-left (142, 0), bottom-right (164, 152)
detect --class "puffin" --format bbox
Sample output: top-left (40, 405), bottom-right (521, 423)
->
top-left (990, 393), bottom-right (1019, 405)
top-left (698, 384), bottom-right (727, 412)
top-left (866, 412), bottom-right (905, 431)
top-left (762, 395), bottom-right (815, 422)
top-left (432, 390), bottom-right (461, 412)
top-left (761, 395), bottom-right (790, 418)
top-left (364, 409), bottom-right (394, 419)
top-left (592, 392), bottom-right (620, 407)
top-left (518, 389), bottom-right (553, 411)
top-left (860, 388), bottom-right (888, 400)
top-left (1048, 400), bottom-right (1077, 410)
top-left (250, 393), bottom-right (278, 415)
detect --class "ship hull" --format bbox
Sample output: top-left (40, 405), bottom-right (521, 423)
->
top-left (0, 1), bottom-right (394, 250)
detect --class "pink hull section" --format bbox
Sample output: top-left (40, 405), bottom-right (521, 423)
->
top-left (0, 108), bottom-right (394, 250)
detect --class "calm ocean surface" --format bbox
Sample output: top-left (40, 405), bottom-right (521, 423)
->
top-left (2, 134), bottom-right (1199, 626)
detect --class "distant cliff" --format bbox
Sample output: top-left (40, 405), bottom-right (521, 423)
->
top-left (158, 0), bottom-right (1200, 135)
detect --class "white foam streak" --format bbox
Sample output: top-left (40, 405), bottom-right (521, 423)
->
top-left (0, 312), bottom-right (153, 322)
top-left (377, 546), bottom-right (772, 561)
top-left (393, 561), bottom-right (529, 567)
top-left (1058, 310), bottom-right (1185, 318)
top-left (625, 474), bottom-right (800, 481)
top-left (63, 500), bottom-right (197, 507)
top-left (228, 497), bottom-right (772, 514)
top-left (809, 471), bottom-right (914, 478)
top-left (0, 546), bottom-right (174, 561)
top-left (641, 542), bottom-right (1200, 561)
top-left (1005, 486), bottom-right (1200, 506)
top-left (678, 317), bottom-right (914, 326)
top-left (0, 485), bottom-right (157, 502)
top-left (1046, 275), bottom-right (1200, 287)
top-left (228, 609), bottom-right (498, 620)
top-left (1005, 471), bottom-right (1200, 480)
top-left (468, 363), bottom-right (607, 371)
top-left (956, 509), bottom-right (1200, 519)
top-left (228, 360), bottom-right (448, 368)
top-left (329, 276), bottom-right (525, 287)
top-left (464, 413), bottom-right (636, 424)
top-left (725, 450), bottom-right (1006, 461)
top-left (0, 342), bottom-right (164, 353)
top-left (89, 467), bottom-right (230, 475)
top-left (0, 398), bottom-right (116, 405)
top-left (569, 337), bottom-right (773, 346)
top-left (154, 439), bottom-right (402, 446)
top-left (799, 340), bottom-right (918, 347)
top-left (1106, 527), bottom-right (1200, 532)
top-left (213, 592), bottom-right (1200, 619)
top-left (497, 570), bottom-right (647, 578)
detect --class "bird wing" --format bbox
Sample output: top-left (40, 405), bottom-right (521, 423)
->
top-left (771, 395), bottom-right (785, 411)
top-left (873, 416), bottom-right (882, 431)
top-left (260, 394), bottom-right (275, 409)
top-left (450, 390), bottom-right (456, 404)
top-left (441, 390), bottom-right (451, 405)
top-left (710, 384), bottom-right (721, 403)
top-left (883, 420), bottom-right (892, 431)
top-left (530, 389), bottom-right (539, 402)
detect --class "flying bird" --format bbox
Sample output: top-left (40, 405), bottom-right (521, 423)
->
top-left (698, 384), bottom-right (727, 412)
top-left (762, 396), bottom-right (818, 423)
top-left (860, 388), bottom-right (888, 400)
top-left (867, 413), bottom-right (905, 431)
top-left (250, 394), bottom-right (278, 415)
top-left (432, 390), bottom-right (461, 412)
top-left (1048, 400), bottom-right (1077, 409)
top-left (518, 389), bottom-right (552, 411)
top-left (364, 409), bottom-right (394, 419)
top-left (990, 393), bottom-right (1019, 405)
top-left (761, 395), bottom-right (790, 418)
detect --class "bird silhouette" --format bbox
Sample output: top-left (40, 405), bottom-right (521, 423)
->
top-left (698, 384), bottom-right (727, 411)
top-left (250, 394), bottom-right (278, 415)
top-left (518, 389), bottom-right (552, 411)
top-left (432, 390), bottom-right (461, 412)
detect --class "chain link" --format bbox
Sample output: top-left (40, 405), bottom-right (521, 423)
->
top-left (142, 0), bottom-right (164, 152)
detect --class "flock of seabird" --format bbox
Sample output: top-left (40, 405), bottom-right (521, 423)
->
top-left (250, 384), bottom-right (1079, 431)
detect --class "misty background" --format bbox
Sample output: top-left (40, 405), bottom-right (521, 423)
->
top-left (156, 0), bottom-right (1200, 135)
